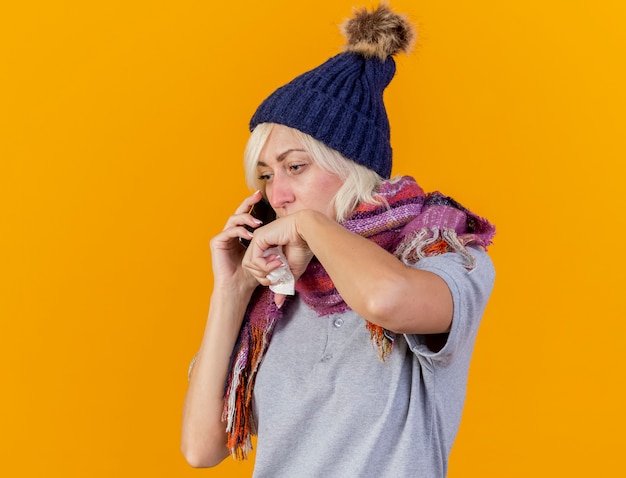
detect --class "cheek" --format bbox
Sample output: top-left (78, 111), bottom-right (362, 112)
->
top-left (313, 176), bottom-right (343, 210)
top-left (319, 176), bottom-right (343, 198)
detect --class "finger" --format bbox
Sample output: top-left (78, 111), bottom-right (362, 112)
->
top-left (212, 225), bottom-right (255, 250)
top-left (222, 212), bottom-right (263, 232)
top-left (274, 293), bottom-right (286, 309)
top-left (233, 190), bottom-right (263, 215)
top-left (242, 247), bottom-right (284, 282)
top-left (242, 253), bottom-right (283, 277)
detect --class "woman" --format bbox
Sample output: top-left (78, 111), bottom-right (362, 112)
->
top-left (182, 5), bottom-right (495, 477)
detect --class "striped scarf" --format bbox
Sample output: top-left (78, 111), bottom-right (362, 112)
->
top-left (222, 175), bottom-right (495, 459)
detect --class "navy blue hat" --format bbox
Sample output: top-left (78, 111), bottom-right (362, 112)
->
top-left (250, 5), bottom-right (415, 179)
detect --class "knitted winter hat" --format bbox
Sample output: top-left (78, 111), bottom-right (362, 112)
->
top-left (249, 4), bottom-right (415, 179)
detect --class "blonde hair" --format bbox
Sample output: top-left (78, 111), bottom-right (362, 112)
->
top-left (244, 123), bottom-right (388, 222)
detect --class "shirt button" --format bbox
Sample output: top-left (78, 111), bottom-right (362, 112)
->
top-left (333, 318), bottom-right (344, 328)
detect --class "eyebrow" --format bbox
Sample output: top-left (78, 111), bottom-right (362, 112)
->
top-left (257, 148), bottom-right (307, 167)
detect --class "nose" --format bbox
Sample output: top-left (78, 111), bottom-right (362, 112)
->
top-left (267, 172), bottom-right (295, 210)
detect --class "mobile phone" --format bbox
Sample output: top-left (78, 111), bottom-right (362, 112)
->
top-left (239, 198), bottom-right (276, 248)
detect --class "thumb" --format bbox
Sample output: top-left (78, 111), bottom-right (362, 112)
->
top-left (274, 293), bottom-right (286, 309)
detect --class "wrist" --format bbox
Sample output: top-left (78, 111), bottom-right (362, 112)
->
top-left (208, 282), bottom-right (256, 335)
top-left (295, 209), bottom-right (332, 244)
top-left (213, 279), bottom-right (256, 302)
top-left (213, 266), bottom-right (258, 297)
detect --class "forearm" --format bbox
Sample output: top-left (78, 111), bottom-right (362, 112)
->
top-left (297, 211), bottom-right (452, 334)
top-left (181, 285), bottom-right (254, 467)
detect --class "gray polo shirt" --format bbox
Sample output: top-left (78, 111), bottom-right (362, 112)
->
top-left (252, 247), bottom-right (495, 477)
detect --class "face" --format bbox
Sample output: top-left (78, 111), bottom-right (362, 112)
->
top-left (256, 125), bottom-right (343, 219)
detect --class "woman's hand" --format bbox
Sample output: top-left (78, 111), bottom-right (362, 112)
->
top-left (209, 190), bottom-right (266, 295)
top-left (242, 210), bottom-right (315, 306)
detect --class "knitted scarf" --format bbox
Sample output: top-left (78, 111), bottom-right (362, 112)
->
top-left (222, 176), bottom-right (495, 459)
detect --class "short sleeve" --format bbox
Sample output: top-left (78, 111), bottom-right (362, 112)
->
top-left (404, 246), bottom-right (496, 364)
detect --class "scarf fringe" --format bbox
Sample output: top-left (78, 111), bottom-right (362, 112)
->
top-left (223, 291), bottom-right (281, 460)
top-left (222, 339), bottom-right (252, 459)
top-left (395, 227), bottom-right (478, 270)
top-left (442, 228), bottom-right (477, 269)
top-left (366, 322), bottom-right (395, 362)
top-left (223, 347), bottom-right (246, 431)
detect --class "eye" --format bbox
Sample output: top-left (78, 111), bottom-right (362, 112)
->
top-left (257, 172), bottom-right (273, 181)
top-left (288, 163), bottom-right (307, 174)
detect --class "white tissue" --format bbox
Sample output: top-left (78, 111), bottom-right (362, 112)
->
top-left (263, 246), bottom-right (295, 295)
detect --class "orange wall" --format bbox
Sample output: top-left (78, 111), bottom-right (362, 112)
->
top-left (2, 1), bottom-right (625, 476)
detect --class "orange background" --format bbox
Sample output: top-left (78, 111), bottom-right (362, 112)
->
top-left (2, 1), bottom-right (625, 476)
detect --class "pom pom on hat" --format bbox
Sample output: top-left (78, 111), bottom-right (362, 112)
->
top-left (341, 4), bottom-right (416, 60)
top-left (250, 4), bottom-right (417, 179)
